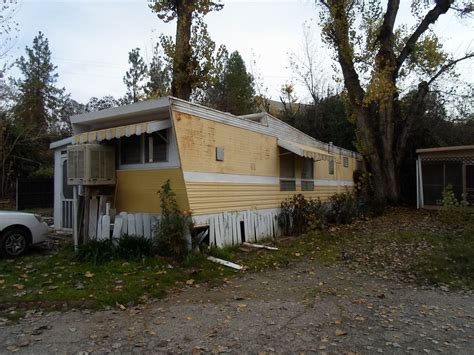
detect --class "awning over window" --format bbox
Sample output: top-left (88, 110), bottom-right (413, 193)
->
top-left (278, 139), bottom-right (334, 162)
top-left (73, 120), bottom-right (171, 144)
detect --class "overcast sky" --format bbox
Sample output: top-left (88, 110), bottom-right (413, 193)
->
top-left (6, 0), bottom-right (474, 104)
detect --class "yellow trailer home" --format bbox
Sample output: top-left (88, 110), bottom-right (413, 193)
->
top-left (51, 97), bottom-right (362, 247)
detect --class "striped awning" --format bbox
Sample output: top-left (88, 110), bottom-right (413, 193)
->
top-left (73, 120), bottom-right (171, 144)
top-left (278, 139), bottom-right (334, 162)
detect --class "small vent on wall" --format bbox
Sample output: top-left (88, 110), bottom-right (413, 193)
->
top-left (216, 147), bottom-right (224, 161)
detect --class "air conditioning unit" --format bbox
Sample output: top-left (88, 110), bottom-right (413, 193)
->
top-left (67, 144), bottom-right (116, 185)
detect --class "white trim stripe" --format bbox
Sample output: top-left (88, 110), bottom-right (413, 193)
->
top-left (183, 171), bottom-right (354, 186)
top-left (184, 172), bottom-right (279, 184)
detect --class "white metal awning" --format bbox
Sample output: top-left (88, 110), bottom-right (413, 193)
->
top-left (278, 139), bottom-right (334, 162)
top-left (73, 119), bottom-right (171, 144)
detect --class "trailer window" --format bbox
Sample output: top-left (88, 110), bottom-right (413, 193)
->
top-left (301, 157), bottom-right (314, 191)
top-left (343, 157), bottom-right (349, 168)
top-left (120, 135), bottom-right (141, 164)
top-left (280, 149), bottom-right (295, 191)
top-left (145, 129), bottom-right (168, 163)
top-left (329, 160), bottom-right (335, 175)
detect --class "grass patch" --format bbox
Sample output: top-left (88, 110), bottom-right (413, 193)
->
top-left (411, 231), bottom-right (474, 288)
top-left (0, 233), bottom-right (344, 316)
top-left (1, 209), bottom-right (472, 320)
top-left (0, 243), bottom-right (234, 314)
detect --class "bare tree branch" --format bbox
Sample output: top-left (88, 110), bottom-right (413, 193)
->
top-left (396, 0), bottom-right (453, 73)
top-left (427, 52), bottom-right (474, 85)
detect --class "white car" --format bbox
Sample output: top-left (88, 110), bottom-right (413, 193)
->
top-left (0, 211), bottom-right (50, 257)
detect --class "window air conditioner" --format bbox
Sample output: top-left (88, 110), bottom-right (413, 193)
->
top-left (67, 144), bottom-right (116, 185)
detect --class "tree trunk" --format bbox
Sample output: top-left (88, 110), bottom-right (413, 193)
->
top-left (172, 1), bottom-right (193, 101)
top-left (355, 103), bottom-right (401, 204)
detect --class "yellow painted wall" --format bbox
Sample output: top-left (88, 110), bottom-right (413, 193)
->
top-left (315, 155), bottom-right (356, 180)
top-left (171, 111), bottom-right (360, 215)
top-left (173, 111), bottom-right (359, 181)
top-left (173, 111), bottom-right (279, 176)
top-left (186, 182), bottom-right (347, 215)
top-left (115, 168), bottom-right (189, 213)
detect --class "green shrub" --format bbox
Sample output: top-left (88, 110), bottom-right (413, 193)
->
top-left (76, 240), bottom-right (115, 264)
top-left (438, 184), bottom-right (470, 224)
top-left (326, 191), bottom-right (358, 224)
top-left (154, 180), bottom-right (193, 259)
top-left (115, 234), bottom-right (154, 260)
top-left (278, 194), bottom-right (327, 235)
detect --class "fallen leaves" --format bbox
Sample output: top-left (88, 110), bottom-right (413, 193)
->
top-left (84, 271), bottom-right (94, 278)
top-left (335, 328), bottom-right (348, 336)
top-left (13, 284), bottom-right (24, 290)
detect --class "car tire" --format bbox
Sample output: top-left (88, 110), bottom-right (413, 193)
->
top-left (1, 228), bottom-right (28, 257)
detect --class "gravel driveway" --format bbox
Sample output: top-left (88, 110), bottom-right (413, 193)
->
top-left (0, 261), bottom-right (472, 354)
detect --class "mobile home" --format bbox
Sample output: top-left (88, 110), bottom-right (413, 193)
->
top-left (51, 97), bottom-right (362, 247)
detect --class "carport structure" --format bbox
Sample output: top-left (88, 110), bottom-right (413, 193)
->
top-left (416, 145), bottom-right (474, 208)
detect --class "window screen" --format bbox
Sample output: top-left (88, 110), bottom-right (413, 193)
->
top-left (120, 135), bottom-right (141, 165)
top-left (329, 160), bottom-right (335, 175)
top-left (343, 157), bottom-right (349, 168)
top-left (145, 129), bottom-right (168, 163)
top-left (301, 157), bottom-right (314, 191)
top-left (62, 160), bottom-right (73, 199)
top-left (302, 158), bottom-right (314, 179)
top-left (280, 150), bottom-right (295, 191)
top-left (280, 152), bottom-right (295, 178)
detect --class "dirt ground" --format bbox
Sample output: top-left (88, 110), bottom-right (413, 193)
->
top-left (1, 259), bottom-right (472, 354)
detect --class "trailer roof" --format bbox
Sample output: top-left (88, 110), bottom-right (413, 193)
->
top-left (416, 145), bottom-right (474, 154)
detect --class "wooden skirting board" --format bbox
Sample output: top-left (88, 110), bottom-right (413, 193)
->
top-left (89, 208), bottom-right (282, 248)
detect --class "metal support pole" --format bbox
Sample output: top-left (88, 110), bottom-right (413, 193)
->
top-left (418, 157), bottom-right (424, 208)
top-left (73, 186), bottom-right (78, 251)
top-left (416, 157), bottom-right (420, 209)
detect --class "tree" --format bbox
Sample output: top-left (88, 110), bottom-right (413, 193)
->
top-left (221, 51), bottom-right (256, 115)
top-left (289, 22), bottom-right (331, 104)
top-left (249, 51), bottom-right (271, 112)
top-left (279, 82), bottom-right (300, 126)
top-left (12, 31), bottom-right (66, 133)
top-left (149, 0), bottom-right (224, 100)
top-left (123, 48), bottom-right (148, 103)
top-left (0, 113), bottom-right (46, 196)
top-left (318, 0), bottom-right (474, 203)
top-left (204, 51), bottom-right (256, 115)
top-left (55, 98), bottom-right (84, 137)
top-left (146, 43), bottom-right (172, 98)
top-left (295, 94), bottom-right (356, 151)
top-left (0, 0), bottom-right (19, 60)
top-left (85, 96), bottom-right (120, 112)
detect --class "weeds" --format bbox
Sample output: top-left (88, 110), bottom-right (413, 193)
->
top-left (278, 194), bottom-right (327, 235)
top-left (115, 234), bottom-right (154, 260)
top-left (75, 235), bottom-right (153, 264)
top-left (76, 240), bottom-right (115, 264)
top-left (326, 191), bottom-right (357, 224)
top-left (154, 180), bottom-right (192, 259)
top-left (438, 184), bottom-right (471, 224)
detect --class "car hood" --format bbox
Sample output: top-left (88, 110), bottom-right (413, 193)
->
top-left (0, 211), bottom-right (35, 217)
